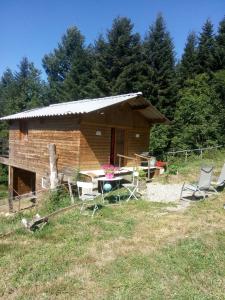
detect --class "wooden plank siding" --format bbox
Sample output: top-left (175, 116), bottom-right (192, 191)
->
top-left (79, 124), bottom-right (111, 170)
top-left (8, 116), bottom-right (81, 190)
top-left (126, 128), bottom-right (151, 166)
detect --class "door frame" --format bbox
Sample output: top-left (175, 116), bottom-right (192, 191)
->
top-left (110, 127), bottom-right (127, 166)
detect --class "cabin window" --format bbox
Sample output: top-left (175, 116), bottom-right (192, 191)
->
top-left (19, 120), bottom-right (28, 140)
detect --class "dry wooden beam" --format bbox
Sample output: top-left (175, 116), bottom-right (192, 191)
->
top-left (48, 143), bottom-right (59, 189)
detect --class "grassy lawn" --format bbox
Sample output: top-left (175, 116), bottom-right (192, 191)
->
top-left (1, 153), bottom-right (225, 299)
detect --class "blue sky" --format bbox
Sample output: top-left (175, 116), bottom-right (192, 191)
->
top-left (0, 0), bottom-right (224, 79)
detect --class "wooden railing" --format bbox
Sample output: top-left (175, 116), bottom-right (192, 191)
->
top-left (134, 153), bottom-right (152, 179)
top-left (117, 154), bottom-right (137, 169)
top-left (0, 138), bottom-right (9, 158)
top-left (117, 153), bottom-right (155, 179)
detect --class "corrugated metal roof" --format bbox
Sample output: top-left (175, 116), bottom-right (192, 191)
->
top-left (0, 92), bottom-right (170, 124)
top-left (0, 92), bottom-right (142, 120)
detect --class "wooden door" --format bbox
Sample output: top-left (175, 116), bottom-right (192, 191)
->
top-left (110, 128), bottom-right (126, 166)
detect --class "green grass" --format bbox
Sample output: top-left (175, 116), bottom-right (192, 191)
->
top-left (1, 154), bottom-right (225, 299)
top-left (1, 196), bottom-right (225, 299)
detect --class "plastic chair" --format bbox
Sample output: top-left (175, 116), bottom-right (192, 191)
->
top-left (211, 163), bottom-right (225, 190)
top-left (180, 165), bottom-right (215, 200)
top-left (77, 181), bottom-right (100, 217)
top-left (122, 171), bottom-right (140, 201)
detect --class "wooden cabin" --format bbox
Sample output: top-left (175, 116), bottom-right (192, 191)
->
top-left (0, 92), bottom-right (169, 197)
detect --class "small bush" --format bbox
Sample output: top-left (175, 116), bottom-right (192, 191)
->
top-left (44, 187), bottom-right (71, 213)
top-left (168, 164), bottom-right (179, 175)
top-left (0, 165), bottom-right (8, 184)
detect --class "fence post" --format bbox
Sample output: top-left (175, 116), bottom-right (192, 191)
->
top-left (200, 149), bottom-right (203, 159)
top-left (185, 151), bottom-right (188, 162)
top-left (18, 195), bottom-right (21, 211)
top-left (148, 159), bottom-right (150, 179)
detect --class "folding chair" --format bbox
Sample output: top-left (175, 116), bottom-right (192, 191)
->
top-left (180, 165), bottom-right (214, 200)
top-left (77, 181), bottom-right (100, 217)
top-left (211, 162), bottom-right (225, 191)
top-left (122, 171), bottom-right (140, 202)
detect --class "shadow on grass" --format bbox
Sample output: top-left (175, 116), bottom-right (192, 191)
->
top-left (181, 192), bottom-right (218, 201)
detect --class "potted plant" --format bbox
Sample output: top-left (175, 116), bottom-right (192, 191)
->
top-left (102, 164), bottom-right (118, 179)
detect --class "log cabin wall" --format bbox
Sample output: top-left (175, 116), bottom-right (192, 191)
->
top-left (79, 124), bottom-right (111, 170)
top-left (80, 103), bottom-right (151, 169)
top-left (8, 116), bottom-right (80, 190)
top-left (126, 128), bottom-right (151, 167)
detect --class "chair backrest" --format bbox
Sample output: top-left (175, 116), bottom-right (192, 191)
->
top-left (132, 171), bottom-right (139, 186)
top-left (198, 166), bottom-right (214, 189)
top-left (217, 163), bottom-right (225, 186)
top-left (77, 181), bottom-right (94, 199)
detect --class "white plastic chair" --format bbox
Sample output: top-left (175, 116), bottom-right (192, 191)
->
top-left (122, 171), bottom-right (140, 201)
top-left (180, 166), bottom-right (215, 200)
top-left (211, 163), bottom-right (225, 191)
top-left (77, 181), bottom-right (100, 217)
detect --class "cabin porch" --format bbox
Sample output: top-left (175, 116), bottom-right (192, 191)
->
top-left (79, 153), bottom-right (163, 180)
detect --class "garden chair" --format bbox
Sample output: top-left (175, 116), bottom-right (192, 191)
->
top-left (122, 171), bottom-right (140, 201)
top-left (211, 163), bottom-right (225, 191)
top-left (180, 165), bottom-right (214, 200)
top-left (77, 181), bottom-right (100, 217)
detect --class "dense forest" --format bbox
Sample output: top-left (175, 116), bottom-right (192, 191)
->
top-left (0, 14), bottom-right (225, 156)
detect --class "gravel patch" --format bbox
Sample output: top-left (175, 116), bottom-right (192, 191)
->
top-left (146, 182), bottom-right (183, 202)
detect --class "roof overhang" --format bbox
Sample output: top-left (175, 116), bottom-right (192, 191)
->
top-left (127, 96), bottom-right (170, 124)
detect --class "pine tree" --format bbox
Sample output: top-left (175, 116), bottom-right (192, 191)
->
top-left (14, 57), bottom-right (46, 110)
top-left (0, 58), bottom-right (46, 118)
top-left (43, 26), bottom-right (92, 102)
top-left (197, 19), bottom-right (216, 73)
top-left (89, 17), bottom-right (151, 96)
top-left (86, 36), bottom-right (111, 97)
top-left (178, 32), bottom-right (198, 82)
top-left (215, 16), bottom-right (225, 70)
top-left (108, 17), bottom-right (147, 94)
top-left (63, 45), bottom-right (93, 100)
top-left (144, 14), bottom-right (177, 119)
top-left (0, 69), bottom-right (16, 137)
top-left (144, 14), bottom-right (177, 154)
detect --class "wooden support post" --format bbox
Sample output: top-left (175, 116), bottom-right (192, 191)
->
top-left (185, 151), bottom-right (188, 162)
top-left (200, 149), bottom-right (203, 159)
top-left (68, 179), bottom-right (75, 204)
top-left (8, 166), bottom-right (14, 212)
top-left (119, 156), bottom-right (121, 169)
top-left (18, 196), bottom-right (21, 212)
top-left (48, 143), bottom-right (58, 189)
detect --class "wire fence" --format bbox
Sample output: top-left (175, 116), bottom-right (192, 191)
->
top-left (166, 145), bottom-right (223, 162)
